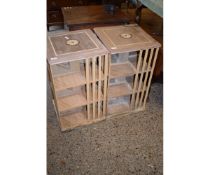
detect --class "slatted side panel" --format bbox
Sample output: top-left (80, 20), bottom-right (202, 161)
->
top-left (85, 55), bottom-right (108, 120)
top-left (138, 48), bottom-right (154, 108)
top-left (133, 48), bottom-right (159, 110)
top-left (134, 49), bottom-right (149, 108)
top-left (141, 48), bottom-right (159, 108)
top-left (130, 50), bottom-right (143, 109)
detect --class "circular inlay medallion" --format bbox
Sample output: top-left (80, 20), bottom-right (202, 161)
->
top-left (66, 39), bottom-right (79, 46)
top-left (120, 33), bottom-right (132, 39)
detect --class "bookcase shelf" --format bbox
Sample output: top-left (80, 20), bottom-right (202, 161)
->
top-left (59, 104), bottom-right (104, 131)
top-left (54, 71), bottom-right (86, 91)
top-left (57, 91), bottom-right (87, 114)
top-left (107, 103), bottom-right (130, 115)
top-left (59, 108), bottom-right (87, 131)
top-left (108, 82), bottom-right (132, 98)
top-left (54, 66), bottom-right (105, 92)
top-left (110, 62), bottom-right (136, 78)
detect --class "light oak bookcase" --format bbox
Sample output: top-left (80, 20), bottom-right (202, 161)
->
top-left (94, 25), bottom-right (161, 116)
top-left (47, 29), bottom-right (109, 131)
top-left (47, 25), bottom-right (161, 131)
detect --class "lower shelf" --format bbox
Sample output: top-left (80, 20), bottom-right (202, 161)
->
top-left (58, 105), bottom-right (104, 131)
top-left (57, 93), bottom-right (87, 114)
top-left (59, 110), bottom-right (88, 131)
top-left (108, 82), bottom-right (132, 98)
top-left (56, 85), bottom-right (103, 114)
top-left (107, 103), bottom-right (130, 115)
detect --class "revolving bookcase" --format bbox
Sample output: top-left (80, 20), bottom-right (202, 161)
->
top-left (47, 25), bottom-right (161, 131)
top-left (47, 29), bottom-right (109, 131)
top-left (94, 25), bottom-right (161, 116)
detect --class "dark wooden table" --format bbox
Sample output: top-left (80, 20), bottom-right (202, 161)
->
top-left (61, 5), bottom-right (131, 30)
top-left (47, 10), bottom-right (64, 31)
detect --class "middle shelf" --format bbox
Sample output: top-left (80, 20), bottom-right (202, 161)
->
top-left (57, 85), bottom-right (104, 114)
top-left (108, 81), bottom-right (132, 98)
top-left (54, 68), bottom-right (104, 92)
top-left (110, 62), bottom-right (136, 78)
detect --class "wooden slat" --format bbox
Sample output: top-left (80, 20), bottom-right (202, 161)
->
top-left (130, 50), bottom-right (143, 108)
top-left (142, 48), bottom-right (159, 108)
top-left (103, 54), bottom-right (108, 116)
top-left (86, 58), bottom-right (90, 120)
top-left (139, 48), bottom-right (154, 108)
top-left (135, 50), bottom-right (149, 108)
top-left (98, 56), bottom-right (102, 118)
top-left (92, 57), bottom-right (96, 119)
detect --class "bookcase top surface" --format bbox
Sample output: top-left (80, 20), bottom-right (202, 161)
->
top-left (47, 29), bottom-right (108, 65)
top-left (94, 25), bottom-right (161, 53)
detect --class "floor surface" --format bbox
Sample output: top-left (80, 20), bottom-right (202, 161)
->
top-left (47, 81), bottom-right (163, 175)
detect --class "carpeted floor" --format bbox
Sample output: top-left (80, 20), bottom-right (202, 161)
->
top-left (47, 81), bottom-right (163, 175)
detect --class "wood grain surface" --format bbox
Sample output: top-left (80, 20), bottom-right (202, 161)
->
top-left (94, 24), bottom-right (161, 53)
top-left (62, 5), bottom-right (130, 26)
